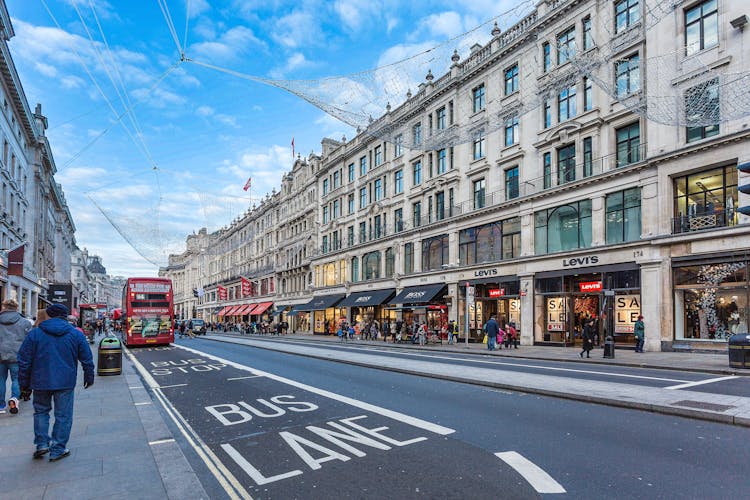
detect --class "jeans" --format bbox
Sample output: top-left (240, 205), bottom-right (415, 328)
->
top-left (636, 338), bottom-right (644, 352)
top-left (487, 337), bottom-right (496, 351)
top-left (33, 389), bottom-right (75, 455)
top-left (0, 362), bottom-right (20, 406)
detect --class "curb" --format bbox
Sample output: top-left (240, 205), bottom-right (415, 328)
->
top-left (202, 334), bottom-right (750, 428)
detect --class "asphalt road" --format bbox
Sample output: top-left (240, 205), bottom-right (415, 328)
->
top-left (129, 339), bottom-right (750, 499)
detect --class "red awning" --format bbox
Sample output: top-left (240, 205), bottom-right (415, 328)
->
top-left (252, 302), bottom-right (273, 315)
top-left (227, 305), bottom-right (244, 316)
top-left (217, 306), bottom-right (231, 317)
top-left (243, 304), bottom-right (258, 315)
top-left (236, 304), bottom-right (253, 315)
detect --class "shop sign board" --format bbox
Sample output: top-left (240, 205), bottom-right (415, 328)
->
top-left (466, 286), bottom-right (475, 306)
top-left (615, 294), bottom-right (641, 333)
top-left (579, 281), bottom-right (603, 292)
top-left (546, 297), bottom-right (567, 331)
top-left (488, 288), bottom-right (505, 298)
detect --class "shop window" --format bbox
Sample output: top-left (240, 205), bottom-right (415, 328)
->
top-left (363, 251), bottom-right (380, 280)
top-left (535, 200), bottom-right (592, 254)
top-left (404, 242), bottom-right (414, 274)
top-left (535, 277), bottom-right (563, 293)
top-left (672, 164), bottom-right (737, 234)
top-left (611, 269), bottom-right (640, 289)
top-left (606, 187), bottom-right (641, 244)
top-left (459, 217), bottom-right (520, 266)
top-left (422, 234), bottom-right (449, 271)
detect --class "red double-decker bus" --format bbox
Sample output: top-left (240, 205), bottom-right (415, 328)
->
top-left (122, 277), bottom-right (174, 346)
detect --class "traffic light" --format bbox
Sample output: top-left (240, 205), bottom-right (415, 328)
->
top-left (738, 161), bottom-right (750, 216)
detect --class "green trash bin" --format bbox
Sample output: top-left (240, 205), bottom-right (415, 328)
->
top-left (97, 336), bottom-right (122, 376)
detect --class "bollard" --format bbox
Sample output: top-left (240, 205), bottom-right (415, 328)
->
top-left (97, 335), bottom-right (122, 376)
top-left (603, 335), bottom-right (615, 359)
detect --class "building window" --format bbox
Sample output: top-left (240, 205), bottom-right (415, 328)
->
top-left (322, 235), bottom-right (328, 254)
top-left (686, 78), bottom-right (720, 142)
top-left (348, 163), bottom-right (355, 182)
top-left (543, 152), bottom-right (552, 189)
top-left (413, 160), bottom-right (422, 185)
top-left (449, 188), bottom-right (454, 217)
top-left (413, 201), bottom-right (422, 228)
top-left (544, 99), bottom-right (552, 128)
top-left (615, 0), bottom-right (640, 33)
top-left (404, 242), bottom-right (414, 274)
top-left (422, 234), bottom-right (449, 271)
top-left (542, 42), bottom-right (551, 72)
top-left (535, 200), bottom-right (592, 254)
top-left (392, 135), bottom-right (403, 159)
top-left (333, 171), bottom-right (340, 189)
top-left (436, 191), bottom-right (445, 221)
top-left (374, 214), bottom-right (383, 239)
top-left (351, 257), bottom-right (359, 282)
top-left (472, 84), bottom-right (485, 113)
top-left (322, 179), bottom-right (329, 196)
top-left (333, 199), bottom-right (340, 219)
top-left (436, 107), bottom-right (446, 130)
top-left (504, 116), bottom-right (519, 146)
top-left (347, 225), bottom-right (354, 246)
top-left (557, 26), bottom-right (576, 65)
top-left (558, 85), bottom-right (577, 122)
top-left (582, 16), bottom-right (593, 50)
top-left (686, 0), bottom-right (718, 55)
top-left (505, 166), bottom-right (519, 200)
top-left (385, 248), bottom-right (395, 276)
top-left (394, 169), bottom-right (403, 194)
top-left (348, 194), bottom-right (354, 214)
top-left (504, 64), bottom-right (518, 95)
top-left (606, 187), bottom-right (642, 244)
top-left (616, 122), bottom-right (641, 167)
top-left (374, 178), bottom-right (383, 201)
top-left (459, 217), bottom-right (521, 265)
top-left (437, 149), bottom-right (447, 174)
top-left (374, 145), bottom-right (383, 167)
top-left (557, 144), bottom-right (576, 184)
top-left (413, 122), bottom-right (422, 146)
top-left (362, 251), bottom-right (380, 280)
top-left (359, 187), bottom-right (367, 209)
top-left (583, 137), bottom-right (593, 177)
top-left (359, 156), bottom-right (367, 176)
top-left (473, 132), bottom-right (486, 160)
top-left (394, 208), bottom-right (403, 232)
top-left (672, 165), bottom-right (738, 234)
top-left (322, 206), bottom-right (329, 225)
top-left (473, 179), bottom-right (486, 209)
top-left (582, 77), bottom-right (592, 112)
top-left (616, 54), bottom-right (640, 97)
top-left (449, 101), bottom-right (454, 124)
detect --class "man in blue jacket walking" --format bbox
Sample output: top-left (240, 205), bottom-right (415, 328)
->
top-left (17, 303), bottom-right (95, 461)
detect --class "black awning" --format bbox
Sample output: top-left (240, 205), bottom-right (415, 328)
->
top-left (391, 284), bottom-right (446, 305)
top-left (338, 289), bottom-right (396, 308)
top-left (300, 294), bottom-right (346, 311)
top-left (535, 262), bottom-right (639, 279)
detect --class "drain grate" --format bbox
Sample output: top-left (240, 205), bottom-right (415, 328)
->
top-left (671, 400), bottom-right (735, 412)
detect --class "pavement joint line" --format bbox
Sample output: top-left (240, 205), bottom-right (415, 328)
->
top-left (199, 335), bottom-right (750, 428)
top-left (149, 438), bottom-right (176, 446)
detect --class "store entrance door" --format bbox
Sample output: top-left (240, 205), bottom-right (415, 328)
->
top-left (572, 294), bottom-right (600, 346)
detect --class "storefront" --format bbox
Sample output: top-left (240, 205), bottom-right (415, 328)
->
top-left (673, 254), bottom-right (748, 343)
top-left (286, 303), bottom-right (310, 333)
top-left (462, 277), bottom-right (521, 342)
top-left (534, 263), bottom-right (641, 346)
top-left (301, 294), bottom-right (346, 335)
top-left (389, 284), bottom-right (448, 336)
top-left (248, 301), bottom-right (274, 324)
top-left (338, 289), bottom-right (396, 328)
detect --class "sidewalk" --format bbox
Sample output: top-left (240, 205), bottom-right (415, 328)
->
top-left (0, 349), bottom-right (205, 500)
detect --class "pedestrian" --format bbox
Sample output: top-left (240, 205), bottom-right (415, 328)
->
top-left (17, 303), bottom-right (95, 461)
top-left (383, 320), bottom-right (390, 342)
top-left (484, 314), bottom-right (499, 351)
top-left (506, 322), bottom-right (519, 349)
top-left (580, 319), bottom-right (595, 358)
top-left (447, 320), bottom-right (455, 345)
top-left (34, 309), bottom-right (49, 327)
top-left (634, 315), bottom-right (645, 353)
top-left (394, 319), bottom-right (402, 343)
top-left (0, 299), bottom-right (32, 415)
top-left (418, 322), bottom-right (427, 346)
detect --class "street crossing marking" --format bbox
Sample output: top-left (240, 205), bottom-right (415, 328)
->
top-left (664, 375), bottom-right (739, 390)
top-left (496, 451), bottom-right (566, 494)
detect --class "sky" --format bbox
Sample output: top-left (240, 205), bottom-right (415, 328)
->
top-left (7, 0), bottom-right (526, 277)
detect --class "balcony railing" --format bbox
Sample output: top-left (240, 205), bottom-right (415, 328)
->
top-left (672, 209), bottom-right (738, 235)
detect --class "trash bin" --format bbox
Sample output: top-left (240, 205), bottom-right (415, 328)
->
top-left (603, 335), bottom-right (615, 359)
top-left (728, 334), bottom-right (750, 369)
top-left (97, 336), bottom-right (122, 376)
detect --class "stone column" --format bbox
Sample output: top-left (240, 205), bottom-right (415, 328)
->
top-left (639, 258), bottom-right (667, 352)
top-left (519, 273), bottom-right (534, 346)
top-left (520, 212), bottom-right (535, 257)
top-left (591, 195), bottom-right (605, 246)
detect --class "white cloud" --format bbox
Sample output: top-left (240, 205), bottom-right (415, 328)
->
top-left (269, 52), bottom-right (315, 78)
top-left (34, 62), bottom-right (58, 77)
top-left (190, 26), bottom-right (264, 61)
top-left (271, 11), bottom-right (319, 49)
top-left (188, 0), bottom-right (211, 18)
top-left (418, 11), bottom-right (466, 39)
top-left (196, 105), bottom-right (214, 117)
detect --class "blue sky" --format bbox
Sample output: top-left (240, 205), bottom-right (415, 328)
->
top-left (7, 0), bottom-right (523, 276)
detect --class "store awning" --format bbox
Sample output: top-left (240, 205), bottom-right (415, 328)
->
top-left (300, 294), bottom-right (345, 311)
top-left (391, 284), bottom-right (446, 305)
top-left (236, 304), bottom-right (253, 315)
top-left (225, 305), bottom-right (242, 316)
top-left (286, 304), bottom-right (307, 316)
top-left (338, 289), bottom-right (396, 308)
top-left (217, 306), bottom-right (231, 317)
top-left (467, 275), bottom-right (519, 285)
top-left (251, 302), bottom-right (274, 315)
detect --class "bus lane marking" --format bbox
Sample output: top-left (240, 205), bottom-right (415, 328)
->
top-left (226, 375), bottom-right (261, 381)
top-left (496, 451), bottom-right (566, 493)
top-left (664, 375), bottom-right (739, 390)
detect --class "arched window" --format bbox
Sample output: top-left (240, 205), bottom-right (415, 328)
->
top-left (362, 251), bottom-right (381, 280)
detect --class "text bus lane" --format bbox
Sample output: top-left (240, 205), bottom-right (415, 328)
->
top-left (129, 345), bottom-right (545, 499)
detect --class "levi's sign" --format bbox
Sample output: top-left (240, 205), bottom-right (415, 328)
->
top-left (473, 268), bottom-right (499, 277)
top-left (579, 281), bottom-right (603, 292)
top-left (488, 288), bottom-right (505, 298)
top-left (562, 255), bottom-right (599, 267)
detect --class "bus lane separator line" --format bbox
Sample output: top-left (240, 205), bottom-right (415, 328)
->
top-left (160, 383), bottom-right (189, 389)
top-left (227, 376), bottom-right (261, 381)
top-left (495, 451), bottom-right (566, 494)
top-left (175, 344), bottom-right (456, 436)
top-left (125, 348), bottom-right (253, 500)
top-left (664, 375), bottom-right (739, 390)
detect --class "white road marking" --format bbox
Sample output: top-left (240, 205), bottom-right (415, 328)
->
top-left (664, 375), bottom-right (739, 390)
top-left (125, 348), bottom-right (253, 500)
top-left (226, 337), bottom-right (691, 384)
top-left (175, 344), bottom-right (455, 436)
top-left (129, 386), bottom-right (146, 389)
top-left (134, 402), bottom-right (152, 406)
top-left (160, 383), bottom-right (189, 389)
top-left (496, 451), bottom-right (566, 494)
top-left (149, 438), bottom-right (176, 446)
top-left (226, 376), bottom-right (261, 381)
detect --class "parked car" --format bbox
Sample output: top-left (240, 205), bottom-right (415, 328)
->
top-left (191, 319), bottom-right (206, 335)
